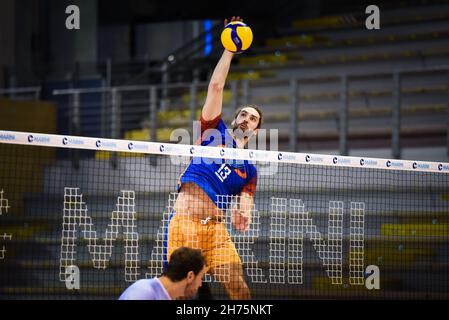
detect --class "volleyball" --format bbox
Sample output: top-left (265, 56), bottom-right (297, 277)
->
top-left (220, 21), bottom-right (253, 53)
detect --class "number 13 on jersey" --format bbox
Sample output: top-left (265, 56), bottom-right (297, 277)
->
top-left (215, 163), bottom-right (232, 182)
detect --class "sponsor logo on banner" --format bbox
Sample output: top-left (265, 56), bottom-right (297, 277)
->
top-left (220, 149), bottom-right (225, 157)
top-left (306, 155), bottom-right (324, 163)
top-left (128, 142), bottom-right (148, 151)
top-left (386, 160), bottom-right (404, 168)
top-left (0, 134), bottom-right (15, 141)
top-left (361, 159), bottom-right (378, 166)
top-left (420, 163), bottom-right (430, 169)
top-left (333, 157), bottom-right (351, 165)
top-left (158, 144), bottom-right (178, 153)
top-left (131, 143), bottom-right (148, 151)
top-left (28, 135), bottom-right (50, 143)
top-left (62, 137), bottom-right (84, 146)
top-left (413, 162), bottom-right (430, 170)
top-left (247, 150), bottom-right (268, 161)
top-left (134, 143), bottom-right (148, 150)
top-left (96, 140), bottom-right (117, 148)
top-left (277, 153), bottom-right (294, 161)
top-left (198, 147), bottom-right (213, 156)
top-left (190, 147), bottom-right (195, 154)
top-left (282, 153), bottom-right (296, 161)
top-left (438, 164), bottom-right (449, 171)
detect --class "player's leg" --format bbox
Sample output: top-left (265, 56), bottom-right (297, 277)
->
top-left (165, 211), bottom-right (182, 266)
top-left (209, 259), bottom-right (251, 299)
top-left (166, 212), bottom-right (200, 262)
top-left (208, 222), bottom-right (251, 300)
top-left (219, 262), bottom-right (251, 300)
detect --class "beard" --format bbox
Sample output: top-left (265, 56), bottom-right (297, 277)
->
top-left (232, 121), bottom-right (254, 140)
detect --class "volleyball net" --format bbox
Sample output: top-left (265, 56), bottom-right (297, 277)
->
top-left (0, 130), bottom-right (448, 299)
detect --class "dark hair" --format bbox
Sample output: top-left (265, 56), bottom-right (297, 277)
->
top-left (163, 247), bottom-right (206, 282)
top-left (233, 105), bottom-right (263, 129)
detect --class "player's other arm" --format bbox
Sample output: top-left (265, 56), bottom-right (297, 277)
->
top-left (232, 174), bottom-right (257, 232)
top-left (232, 192), bottom-right (254, 232)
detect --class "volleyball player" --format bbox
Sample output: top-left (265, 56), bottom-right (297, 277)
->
top-left (165, 16), bottom-right (263, 300)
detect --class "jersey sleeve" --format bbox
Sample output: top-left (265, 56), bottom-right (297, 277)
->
top-left (200, 114), bottom-right (221, 133)
top-left (195, 114), bottom-right (222, 145)
top-left (242, 168), bottom-right (257, 196)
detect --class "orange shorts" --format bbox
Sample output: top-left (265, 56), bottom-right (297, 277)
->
top-left (166, 212), bottom-right (242, 272)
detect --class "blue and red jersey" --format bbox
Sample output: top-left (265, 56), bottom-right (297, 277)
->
top-left (177, 114), bottom-right (257, 210)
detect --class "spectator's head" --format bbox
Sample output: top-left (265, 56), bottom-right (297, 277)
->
top-left (163, 247), bottom-right (207, 298)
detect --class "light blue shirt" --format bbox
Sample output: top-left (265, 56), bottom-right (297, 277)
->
top-left (119, 278), bottom-right (171, 300)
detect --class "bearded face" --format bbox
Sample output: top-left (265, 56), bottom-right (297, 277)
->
top-left (232, 107), bottom-right (260, 140)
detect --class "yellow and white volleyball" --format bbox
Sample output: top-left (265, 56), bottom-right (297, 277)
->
top-left (220, 21), bottom-right (253, 53)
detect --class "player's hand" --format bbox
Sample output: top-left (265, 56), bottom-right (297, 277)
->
top-left (222, 17), bottom-right (243, 56)
top-left (232, 209), bottom-right (250, 232)
top-left (224, 16), bottom-right (243, 27)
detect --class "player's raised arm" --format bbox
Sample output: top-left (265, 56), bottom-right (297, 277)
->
top-left (201, 50), bottom-right (233, 121)
top-left (201, 17), bottom-right (242, 121)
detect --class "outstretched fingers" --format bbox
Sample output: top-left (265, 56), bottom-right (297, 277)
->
top-left (224, 16), bottom-right (244, 26)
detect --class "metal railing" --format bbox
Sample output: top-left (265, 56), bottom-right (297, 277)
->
top-left (4, 65), bottom-right (444, 167)
top-left (0, 87), bottom-right (41, 100)
top-left (49, 65), bottom-right (449, 168)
